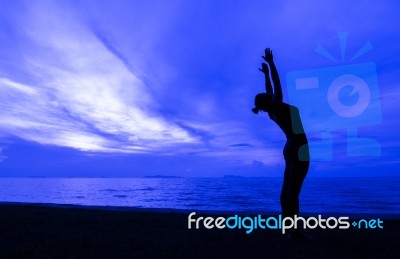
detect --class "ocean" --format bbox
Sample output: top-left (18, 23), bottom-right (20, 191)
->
top-left (0, 177), bottom-right (399, 215)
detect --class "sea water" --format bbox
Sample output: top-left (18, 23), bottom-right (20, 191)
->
top-left (0, 177), bottom-right (399, 215)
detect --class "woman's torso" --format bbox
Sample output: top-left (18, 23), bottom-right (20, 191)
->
top-left (268, 102), bottom-right (307, 143)
top-left (268, 102), bottom-right (309, 161)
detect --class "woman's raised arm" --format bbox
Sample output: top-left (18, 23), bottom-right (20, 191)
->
top-left (259, 62), bottom-right (273, 94)
top-left (262, 48), bottom-right (283, 102)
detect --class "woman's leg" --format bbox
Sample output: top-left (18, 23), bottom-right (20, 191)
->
top-left (281, 143), bottom-right (310, 239)
top-left (286, 160), bottom-right (309, 216)
top-left (281, 142), bottom-right (309, 218)
top-left (280, 157), bottom-right (292, 218)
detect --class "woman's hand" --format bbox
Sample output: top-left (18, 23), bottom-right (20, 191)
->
top-left (262, 48), bottom-right (273, 63)
top-left (258, 62), bottom-right (269, 74)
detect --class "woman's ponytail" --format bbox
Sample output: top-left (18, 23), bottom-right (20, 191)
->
top-left (252, 107), bottom-right (260, 114)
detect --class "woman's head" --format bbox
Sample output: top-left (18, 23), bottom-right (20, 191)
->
top-left (252, 93), bottom-right (273, 114)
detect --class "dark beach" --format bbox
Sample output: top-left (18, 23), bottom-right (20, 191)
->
top-left (0, 203), bottom-right (399, 258)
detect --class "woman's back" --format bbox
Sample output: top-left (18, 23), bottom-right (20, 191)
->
top-left (268, 102), bottom-right (306, 139)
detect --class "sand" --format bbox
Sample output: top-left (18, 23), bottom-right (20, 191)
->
top-left (0, 203), bottom-right (399, 258)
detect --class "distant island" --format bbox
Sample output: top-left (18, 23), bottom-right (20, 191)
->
top-left (143, 175), bottom-right (183, 179)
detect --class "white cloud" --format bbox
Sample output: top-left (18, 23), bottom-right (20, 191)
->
top-left (0, 1), bottom-right (291, 167)
top-left (0, 2), bottom-right (197, 154)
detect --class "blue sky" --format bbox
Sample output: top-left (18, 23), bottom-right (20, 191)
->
top-left (0, 0), bottom-right (399, 177)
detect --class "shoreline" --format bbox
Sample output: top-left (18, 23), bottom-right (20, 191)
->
top-left (1, 201), bottom-right (399, 219)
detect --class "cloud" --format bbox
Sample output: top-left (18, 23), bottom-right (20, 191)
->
top-left (229, 143), bottom-right (254, 148)
top-left (0, 1), bottom-right (279, 166)
top-left (0, 2), bottom-right (197, 154)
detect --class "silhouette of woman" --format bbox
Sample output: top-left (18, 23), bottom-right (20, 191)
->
top-left (252, 48), bottom-right (310, 219)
